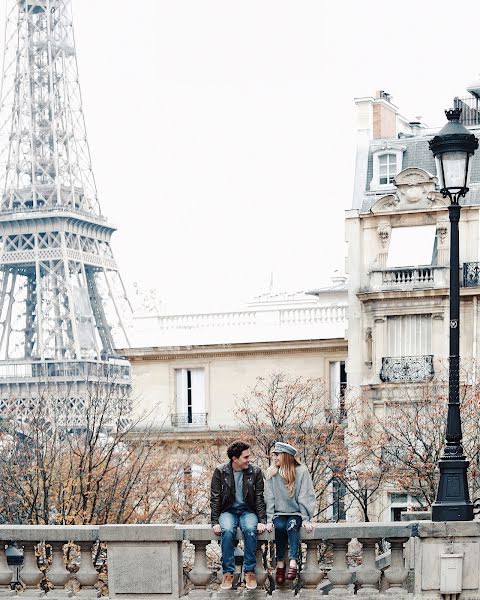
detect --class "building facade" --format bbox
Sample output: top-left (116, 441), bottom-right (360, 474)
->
top-left (346, 89), bottom-right (480, 520)
top-left (122, 285), bottom-right (348, 434)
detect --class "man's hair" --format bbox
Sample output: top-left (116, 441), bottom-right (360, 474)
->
top-left (227, 440), bottom-right (250, 460)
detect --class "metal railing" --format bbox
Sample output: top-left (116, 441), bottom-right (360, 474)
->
top-left (463, 262), bottom-right (480, 287)
top-left (380, 355), bottom-right (434, 383)
top-left (170, 412), bottom-right (208, 427)
top-left (454, 96), bottom-right (480, 126)
top-left (0, 359), bottom-right (131, 381)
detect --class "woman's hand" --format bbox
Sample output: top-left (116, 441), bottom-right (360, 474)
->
top-left (302, 521), bottom-right (314, 533)
top-left (265, 522), bottom-right (274, 532)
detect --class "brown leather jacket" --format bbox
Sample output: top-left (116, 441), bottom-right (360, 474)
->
top-left (210, 462), bottom-right (267, 525)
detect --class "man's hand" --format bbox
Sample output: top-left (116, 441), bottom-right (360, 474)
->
top-left (302, 521), bottom-right (314, 533)
top-left (212, 524), bottom-right (221, 536)
top-left (265, 522), bottom-right (274, 532)
top-left (257, 523), bottom-right (266, 534)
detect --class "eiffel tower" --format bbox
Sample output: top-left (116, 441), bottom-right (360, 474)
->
top-left (0, 0), bottom-right (131, 416)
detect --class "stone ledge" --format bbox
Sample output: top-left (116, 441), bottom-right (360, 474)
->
top-left (100, 524), bottom-right (179, 542)
top-left (0, 525), bottom-right (99, 542)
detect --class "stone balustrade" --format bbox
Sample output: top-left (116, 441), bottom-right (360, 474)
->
top-left (0, 521), bottom-right (478, 599)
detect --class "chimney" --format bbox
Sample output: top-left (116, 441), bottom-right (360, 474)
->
top-left (372, 90), bottom-right (397, 139)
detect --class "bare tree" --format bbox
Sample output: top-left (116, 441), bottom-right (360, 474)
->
top-left (0, 379), bottom-right (194, 524)
top-left (232, 372), bottom-right (346, 520)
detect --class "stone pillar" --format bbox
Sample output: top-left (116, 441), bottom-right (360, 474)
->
top-left (188, 541), bottom-right (212, 599)
top-left (299, 540), bottom-right (323, 599)
top-left (47, 542), bottom-right (71, 598)
top-left (101, 524), bottom-right (184, 600)
top-left (356, 539), bottom-right (381, 595)
top-left (326, 539), bottom-right (352, 596)
top-left (384, 538), bottom-right (408, 596)
top-left (74, 542), bottom-right (99, 598)
top-left (20, 542), bottom-right (43, 597)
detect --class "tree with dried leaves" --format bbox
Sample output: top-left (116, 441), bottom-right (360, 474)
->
top-left (232, 372), bottom-right (346, 520)
top-left (0, 380), bottom-right (196, 524)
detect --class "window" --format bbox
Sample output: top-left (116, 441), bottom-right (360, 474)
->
top-left (332, 478), bottom-right (347, 522)
top-left (386, 315), bottom-right (432, 357)
top-left (329, 361), bottom-right (347, 420)
top-left (379, 153), bottom-right (397, 185)
top-left (389, 492), bottom-right (422, 521)
top-left (370, 145), bottom-right (405, 191)
top-left (386, 225), bottom-right (437, 268)
top-left (174, 368), bottom-right (206, 425)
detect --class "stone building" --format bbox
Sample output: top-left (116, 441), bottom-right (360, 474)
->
top-left (346, 89), bottom-right (480, 520)
top-left (121, 283), bottom-right (347, 434)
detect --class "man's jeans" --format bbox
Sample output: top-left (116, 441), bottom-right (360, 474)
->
top-left (218, 509), bottom-right (258, 573)
top-left (273, 515), bottom-right (302, 561)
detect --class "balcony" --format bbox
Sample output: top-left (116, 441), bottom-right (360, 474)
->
top-left (0, 521), bottom-right (477, 597)
top-left (380, 355), bottom-right (434, 383)
top-left (369, 267), bottom-right (447, 292)
top-left (463, 262), bottom-right (480, 287)
top-left (454, 96), bottom-right (480, 126)
top-left (170, 412), bottom-right (208, 427)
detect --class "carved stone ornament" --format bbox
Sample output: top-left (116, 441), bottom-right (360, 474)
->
top-left (394, 168), bottom-right (437, 205)
top-left (372, 194), bottom-right (399, 213)
top-left (371, 168), bottom-right (441, 214)
top-left (427, 191), bottom-right (450, 207)
top-left (436, 221), bottom-right (448, 244)
top-left (377, 223), bottom-right (391, 247)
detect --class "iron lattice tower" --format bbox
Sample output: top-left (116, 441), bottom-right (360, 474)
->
top-left (0, 0), bottom-right (132, 415)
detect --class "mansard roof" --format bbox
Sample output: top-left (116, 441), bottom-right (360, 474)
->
top-left (361, 131), bottom-right (480, 213)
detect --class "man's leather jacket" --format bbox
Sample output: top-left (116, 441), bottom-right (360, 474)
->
top-left (210, 462), bottom-right (267, 525)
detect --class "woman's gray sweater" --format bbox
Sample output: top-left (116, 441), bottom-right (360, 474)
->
top-left (265, 464), bottom-right (316, 522)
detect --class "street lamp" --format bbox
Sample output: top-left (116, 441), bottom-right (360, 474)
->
top-left (429, 108), bottom-right (479, 521)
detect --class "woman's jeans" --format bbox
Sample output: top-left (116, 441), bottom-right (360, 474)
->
top-left (219, 509), bottom-right (258, 573)
top-left (273, 514), bottom-right (302, 561)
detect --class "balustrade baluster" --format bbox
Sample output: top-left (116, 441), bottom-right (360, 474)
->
top-left (326, 539), bottom-right (351, 596)
top-left (356, 539), bottom-right (381, 595)
top-left (47, 542), bottom-right (71, 598)
top-left (299, 540), bottom-right (324, 599)
top-left (20, 542), bottom-right (43, 596)
top-left (0, 545), bottom-right (12, 596)
top-left (384, 538), bottom-right (408, 596)
top-left (187, 541), bottom-right (212, 599)
top-left (74, 542), bottom-right (99, 598)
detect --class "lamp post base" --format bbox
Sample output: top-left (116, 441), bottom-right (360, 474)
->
top-left (431, 459), bottom-right (473, 521)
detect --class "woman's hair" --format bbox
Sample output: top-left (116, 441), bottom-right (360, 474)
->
top-left (267, 452), bottom-right (300, 496)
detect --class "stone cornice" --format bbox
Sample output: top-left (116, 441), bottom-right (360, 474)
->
top-left (119, 338), bottom-right (347, 362)
top-left (358, 286), bottom-right (480, 304)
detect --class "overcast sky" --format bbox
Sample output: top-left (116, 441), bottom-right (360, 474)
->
top-left (3, 1), bottom-right (480, 314)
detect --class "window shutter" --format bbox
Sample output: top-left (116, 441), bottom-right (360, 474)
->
top-left (190, 368), bottom-right (206, 413)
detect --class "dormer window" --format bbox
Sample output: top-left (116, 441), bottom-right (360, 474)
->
top-left (370, 144), bottom-right (406, 192)
top-left (379, 153), bottom-right (397, 185)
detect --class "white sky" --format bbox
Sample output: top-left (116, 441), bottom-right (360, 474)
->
top-left (3, 0), bottom-right (480, 314)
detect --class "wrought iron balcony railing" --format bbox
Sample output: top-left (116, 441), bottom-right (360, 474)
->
top-left (380, 355), bottom-right (434, 383)
top-left (170, 413), bottom-right (208, 427)
top-left (454, 96), bottom-right (480, 126)
top-left (463, 262), bottom-right (480, 287)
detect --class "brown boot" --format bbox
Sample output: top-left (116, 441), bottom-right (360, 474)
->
top-left (220, 573), bottom-right (234, 590)
top-left (275, 565), bottom-right (286, 585)
top-left (245, 571), bottom-right (258, 590)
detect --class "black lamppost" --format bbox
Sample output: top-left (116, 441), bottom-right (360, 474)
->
top-left (429, 108), bottom-right (478, 521)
